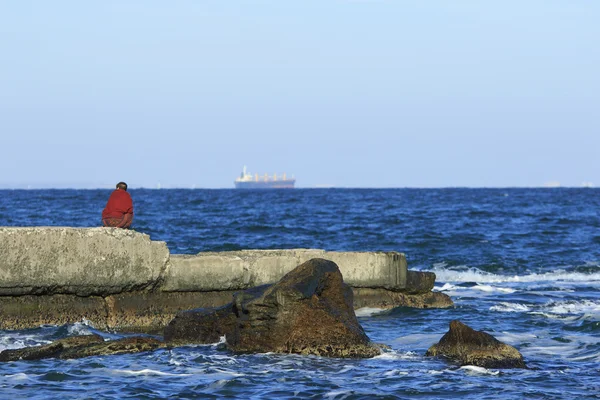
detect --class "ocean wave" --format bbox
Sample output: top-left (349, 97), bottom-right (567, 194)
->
top-left (490, 300), bottom-right (600, 321)
top-left (110, 368), bottom-right (193, 377)
top-left (494, 331), bottom-right (539, 344)
top-left (430, 265), bottom-right (600, 284)
top-left (373, 350), bottom-right (419, 361)
top-left (391, 333), bottom-right (442, 348)
top-left (436, 283), bottom-right (517, 297)
top-left (541, 300), bottom-right (600, 318)
top-left (0, 334), bottom-right (52, 352)
top-left (523, 335), bottom-right (598, 361)
top-left (324, 389), bottom-right (354, 400)
top-left (0, 373), bottom-right (30, 381)
top-left (67, 319), bottom-right (95, 336)
top-left (459, 365), bottom-right (500, 375)
top-left (355, 307), bottom-right (387, 317)
top-left (490, 302), bottom-right (531, 313)
top-left (382, 369), bottom-right (410, 377)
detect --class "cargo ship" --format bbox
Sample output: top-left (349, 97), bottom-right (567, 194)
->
top-left (234, 166), bottom-right (295, 189)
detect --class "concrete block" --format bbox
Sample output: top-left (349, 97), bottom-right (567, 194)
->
top-left (0, 227), bottom-right (169, 296)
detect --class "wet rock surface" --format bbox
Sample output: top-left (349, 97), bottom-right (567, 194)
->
top-left (352, 288), bottom-right (453, 309)
top-left (426, 320), bottom-right (526, 368)
top-left (165, 258), bottom-right (382, 358)
top-left (0, 334), bottom-right (165, 362)
top-left (164, 303), bottom-right (238, 345)
top-left (58, 336), bottom-right (165, 359)
top-left (0, 334), bottom-right (104, 362)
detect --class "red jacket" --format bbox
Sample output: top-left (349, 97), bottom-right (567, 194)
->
top-left (102, 189), bottom-right (134, 219)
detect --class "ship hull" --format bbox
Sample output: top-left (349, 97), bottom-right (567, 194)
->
top-left (234, 180), bottom-right (295, 189)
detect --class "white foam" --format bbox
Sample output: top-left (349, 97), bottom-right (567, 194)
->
top-left (325, 390), bottom-right (353, 400)
top-left (216, 335), bottom-right (226, 345)
top-left (525, 342), bottom-right (581, 358)
top-left (208, 379), bottom-right (229, 389)
top-left (355, 307), bottom-right (387, 317)
top-left (472, 284), bottom-right (516, 294)
top-left (168, 357), bottom-right (182, 366)
top-left (2, 373), bottom-right (30, 381)
top-left (210, 367), bottom-right (245, 377)
top-left (528, 312), bottom-right (580, 322)
top-left (436, 283), bottom-right (456, 291)
top-left (542, 300), bottom-right (600, 316)
top-left (495, 331), bottom-right (538, 344)
top-left (430, 265), bottom-right (600, 285)
top-left (111, 368), bottom-right (192, 377)
top-left (490, 302), bottom-right (531, 313)
top-left (460, 365), bottom-right (499, 375)
top-left (383, 369), bottom-right (409, 377)
top-left (0, 334), bottom-right (52, 352)
top-left (373, 350), bottom-right (419, 361)
top-left (437, 283), bottom-right (516, 298)
top-left (67, 320), bottom-right (94, 336)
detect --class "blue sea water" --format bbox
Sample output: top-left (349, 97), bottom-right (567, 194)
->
top-left (0, 188), bottom-right (599, 399)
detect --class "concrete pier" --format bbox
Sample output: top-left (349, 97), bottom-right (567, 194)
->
top-left (0, 227), bottom-right (452, 332)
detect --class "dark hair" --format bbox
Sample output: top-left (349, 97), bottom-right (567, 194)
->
top-left (116, 182), bottom-right (128, 191)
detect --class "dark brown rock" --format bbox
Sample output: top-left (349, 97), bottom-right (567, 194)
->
top-left (164, 258), bottom-right (381, 357)
top-left (426, 320), bottom-right (526, 368)
top-left (0, 334), bottom-right (165, 362)
top-left (0, 334), bottom-right (104, 362)
top-left (0, 295), bottom-right (108, 331)
top-left (164, 284), bottom-right (268, 345)
top-left (58, 337), bottom-right (165, 359)
top-left (352, 288), bottom-right (453, 309)
top-left (405, 271), bottom-right (436, 294)
top-left (228, 258), bottom-right (381, 357)
top-left (164, 304), bottom-right (237, 345)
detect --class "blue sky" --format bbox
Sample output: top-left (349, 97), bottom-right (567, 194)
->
top-left (1, 1), bottom-right (598, 188)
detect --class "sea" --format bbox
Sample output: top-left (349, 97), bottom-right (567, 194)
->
top-left (0, 188), bottom-right (599, 399)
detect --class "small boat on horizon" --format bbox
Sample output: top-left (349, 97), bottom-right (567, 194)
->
top-left (234, 166), bottom-right (295, 189)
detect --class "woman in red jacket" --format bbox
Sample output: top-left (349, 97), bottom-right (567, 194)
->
top-left (102, 182), bottom-right (134, 228)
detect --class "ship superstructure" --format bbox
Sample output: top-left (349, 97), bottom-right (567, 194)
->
top-left (234, 166), bottom-right (295, 189)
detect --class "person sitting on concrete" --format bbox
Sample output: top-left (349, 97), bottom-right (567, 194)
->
top-left (102, 182), bottom-right (134, 228)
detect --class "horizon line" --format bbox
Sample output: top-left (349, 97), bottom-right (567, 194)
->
top-left (0, 185), bottom-right (596, 190)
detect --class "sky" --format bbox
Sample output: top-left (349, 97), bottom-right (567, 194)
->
top-left (0, 1), bottom-right (598, 188)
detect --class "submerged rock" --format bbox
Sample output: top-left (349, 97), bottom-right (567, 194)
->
top-left (58, 336), bottom-right (165, 359)
top-left (426, 320), bottom-right (526, 368)
top-left (352, 288), bottom-right (453, 309)
top-left (165, 258), bottom-right (382, 358)
top-left (0, 334), bottom-right (104, 362)
top-left (0, 334), bottom-right (165, 362)
top-left (164, 303), bottom-right (238, 346)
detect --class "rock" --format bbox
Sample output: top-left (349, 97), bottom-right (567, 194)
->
top-left (164, 304), bottom-right (238, 345)
top-left (352, 288), bottom-right (453, 309)
top-left (426, 320), bottom-right (526, 368)
top-left (228, 258), bottom-right (381, 357)
top-left (405, 271), bottom-right (436, 294)
top-left (165, 258), bottom-right (382, 358)
top-left (59, 337), bottom-right (165, 359)
top-left (0, 334), bottom-right (104, 361)
top-left (164, 284), bottom-right (269, 345)
top-left (0, 334), bottom-right (165, 362)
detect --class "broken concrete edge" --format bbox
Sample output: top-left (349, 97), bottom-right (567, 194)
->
top-left (0, 227), bottom-right (433, 295)
top-left (163, 250), bottom-right (416, 293)
top-left (0, 227), bottom-right (170, 297)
